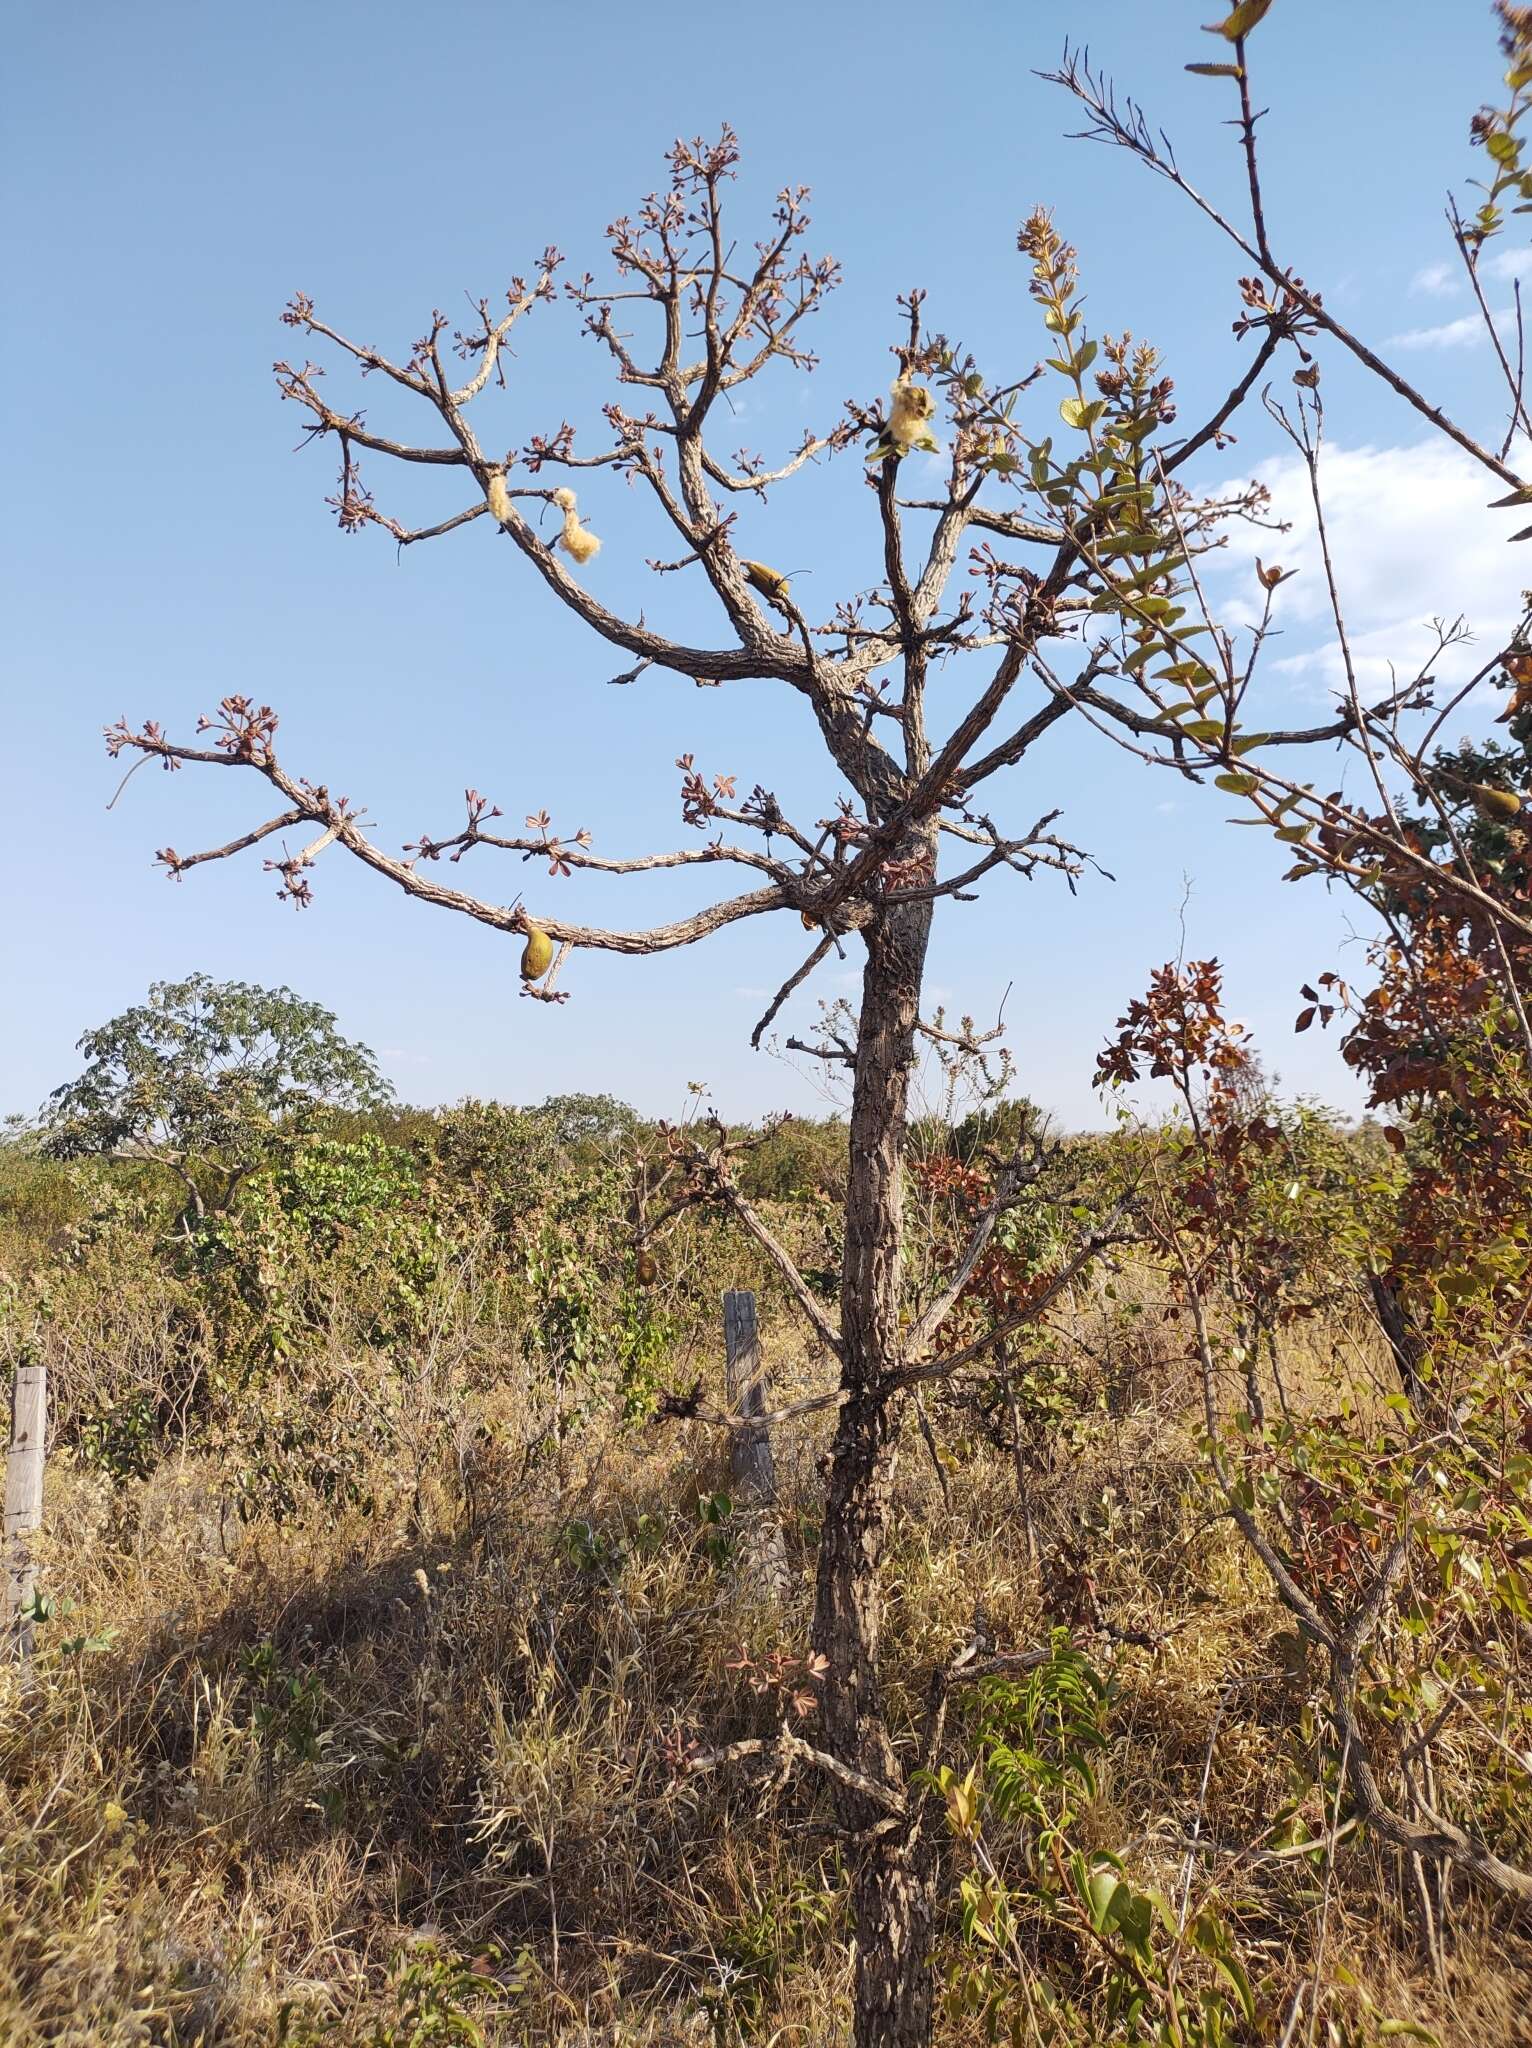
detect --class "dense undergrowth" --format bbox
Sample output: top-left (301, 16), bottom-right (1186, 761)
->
top-left (3, 1070), bottom-right (1530, 2048)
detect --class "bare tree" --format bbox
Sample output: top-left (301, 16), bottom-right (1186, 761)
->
top-left (105, 4), bottom-right (1532, 2029)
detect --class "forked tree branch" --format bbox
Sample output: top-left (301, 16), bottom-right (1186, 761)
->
top-left (1047, 46), bottom-right (1528, 491)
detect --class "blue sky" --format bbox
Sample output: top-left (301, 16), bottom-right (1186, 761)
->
top-left (6, 1), bottom-right (1524, 1128)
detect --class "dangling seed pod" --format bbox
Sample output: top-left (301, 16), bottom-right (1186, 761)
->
top-left (550, 486), bottom-right (601, 565)
top-left (520, 923), bottom-right (555, 981)
top-left (1472, 784), bottom-right (1522, 822)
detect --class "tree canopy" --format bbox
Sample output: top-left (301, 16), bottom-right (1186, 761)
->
top-left (43, 973), bottom-right (392, 1215)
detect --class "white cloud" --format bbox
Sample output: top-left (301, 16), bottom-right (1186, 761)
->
top-left (1388, 310), bottom-right (1494, 350)
top-left (1205, 440), bottom-right (1525, 702)
top-left (1410, 260), bottom-right (1460, 299)
top-left (1403, 250), bottom-right (1528, 315)
top-left (1487, 246), bottom-right (1532, 285)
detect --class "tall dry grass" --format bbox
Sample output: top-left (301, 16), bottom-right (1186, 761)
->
top-left (5, 1243), bottom-right (1529, 2047)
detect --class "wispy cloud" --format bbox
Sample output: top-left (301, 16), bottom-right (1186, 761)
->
top-left (1207, 439), bottom-right (1525, 701)
top-left (1406, 249), bottom-right (1529, 308)
top-left (1410, 260), bottom-right (1459, 299)
top-left (1487, 245), bottom-right (1532, 284)
top-left (1387, 309), bottom-right (1493, 351)
top-left (1392, 247), bottom-right (1529, 347)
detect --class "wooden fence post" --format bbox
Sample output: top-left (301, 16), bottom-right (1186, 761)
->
top-left (5, 1363), bottom-right (47, 1661)
top-left (722, 1291), bottom-right (789, 1603)
top-left (723, 1290), bottom-right (775, 1503)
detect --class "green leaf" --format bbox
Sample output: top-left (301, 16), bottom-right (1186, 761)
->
top-left (1182, 718), bottom-right (1226, 741)
top-left (1186, 60), bottom-right (1244, 77)
top-left (1215, 771), bottom-right (1258, 794)
top-left (1124, 555), bottom-right (1188, 589)
top-left (1215, 1950), bottom-right (1257, 2023)
top-left (1059, 396), bottom-right (1105, 432)
top-left (1116, 413), bottom-right (1161, 445)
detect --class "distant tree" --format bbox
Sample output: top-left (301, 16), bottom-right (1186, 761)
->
top-left (734, 1113), bottom-right (850, 1204)
top-left (532, 1091), bottom-right (645, 1154)
top-left (948, 1097), bottom-right (1045, 1167)
top-left (43, 974), bottom-right (392, 1224)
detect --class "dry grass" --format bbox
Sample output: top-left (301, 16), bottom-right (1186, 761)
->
top-left (4, 1286), bottom-right (1532, 2047)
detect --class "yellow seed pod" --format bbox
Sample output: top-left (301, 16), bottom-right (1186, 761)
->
top-left (520, 923), bottom-right (555, 981)
top-left (743, 559), bottom-right (791, 607)
top-left (1472, 783), bottom-right (1522, 822)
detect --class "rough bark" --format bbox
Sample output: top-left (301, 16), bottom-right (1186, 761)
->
top-left (851, 1840), bottom-right (935, 2047)
top-left (811, 873), bottom-right (936, 2048)
top-left (1367, 1270), bottom-right (1427, 1406)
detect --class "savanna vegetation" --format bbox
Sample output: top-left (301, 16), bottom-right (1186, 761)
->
top-left (8, 4), bottom-right (1532, 2043)
top-left (5, 952), bottom-right (1531, 2048)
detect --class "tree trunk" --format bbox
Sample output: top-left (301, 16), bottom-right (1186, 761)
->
top-left (811, 884), bottom-right (936, 2048)
top-left (852, 1839), bottom-right (934, 2046)
top-left (1367, 1270), bottom-right (1427, 1405)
